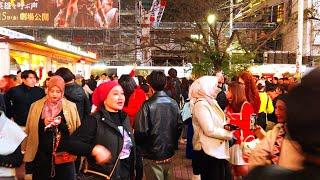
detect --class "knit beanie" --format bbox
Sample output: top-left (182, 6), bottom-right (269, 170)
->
top-left (47, 76), bottom-right (65, 93)
top-left (92, 80), bottom-right (119, 107)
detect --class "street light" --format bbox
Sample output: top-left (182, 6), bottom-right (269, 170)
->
top-left (207, 14), bottom-right (216, 24)
top-left (207, 14), bottom-right (216, 46)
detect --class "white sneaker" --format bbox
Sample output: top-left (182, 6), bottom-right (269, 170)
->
top-left (191, 174), bottom-right (201, 180)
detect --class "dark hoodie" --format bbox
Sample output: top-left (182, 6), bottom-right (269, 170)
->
top-left (64, 83), bottom-right (91, 123)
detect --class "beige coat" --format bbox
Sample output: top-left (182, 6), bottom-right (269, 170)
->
top-left (22, 97), bottom-right (81, 162)
top-left (192, 98), bottom-right (233, 159)
top-left (249, 124), bottom-right (304, 170)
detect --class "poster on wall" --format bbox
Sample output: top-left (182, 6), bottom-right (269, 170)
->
top-left (0, 0), bottom-right (119, 28)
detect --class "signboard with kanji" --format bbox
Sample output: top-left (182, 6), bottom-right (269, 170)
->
top-left (0, 0), bottom-right (120, 28)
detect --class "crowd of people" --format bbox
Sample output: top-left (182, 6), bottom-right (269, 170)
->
top-left (0, 66), bottom-right (320, 180)
top-left (54, 0), bottom-right (119, 28)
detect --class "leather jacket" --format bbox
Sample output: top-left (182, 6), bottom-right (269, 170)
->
top-left (134, 91), bottom-right (182, 161)
top-left (64, 83), bottom-right (91, 123)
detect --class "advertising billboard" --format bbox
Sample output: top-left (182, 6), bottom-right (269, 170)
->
top-left (0, 0), bottom-right (119, 28)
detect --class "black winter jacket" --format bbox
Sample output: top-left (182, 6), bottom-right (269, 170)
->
top-left (68, 109), bottom-right (135, 179)
top-left (134, 91), bottom-right (182, 161)
top-left (64, 83), bottom-right (91, 123)
top-left (4, 84), bottom-right (45, 126)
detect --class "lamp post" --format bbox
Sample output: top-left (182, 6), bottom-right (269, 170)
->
top-left (229, 0), bottom-right (233, 70)
top-left (207, 14), bottom-right (216, 45)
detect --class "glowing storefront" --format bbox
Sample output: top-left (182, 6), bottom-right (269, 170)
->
top-left (0, 37), bottom-right (97, 80)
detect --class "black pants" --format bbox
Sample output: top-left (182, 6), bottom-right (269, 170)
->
top-left (199, 150), bottom-right (231, 180)
top-left (32, 151), bottom-right (76, 180)
top-left (33, 162), bottom-right (76, 180)
top-left (192, 150), bottom-right (201, 175)
top-left (135, 147), bottom-right (143, 180)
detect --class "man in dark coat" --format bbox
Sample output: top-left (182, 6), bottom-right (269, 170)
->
top-left (4, 70), bottom-right (45, 177)
top-left (135, 70), bottom-right (182, 180)
top-left (4, 70), bottom-right (45, 126)
top-left (55, 67), bottom-right (91, 123)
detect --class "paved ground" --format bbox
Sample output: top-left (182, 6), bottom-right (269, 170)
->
top-left (16, 144), bottom-right (193, 180)
top-left (173, 143), bottom-right (193, 180)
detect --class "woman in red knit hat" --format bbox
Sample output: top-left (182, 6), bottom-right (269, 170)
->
top-left (67, 80), bottom-right (135, 180)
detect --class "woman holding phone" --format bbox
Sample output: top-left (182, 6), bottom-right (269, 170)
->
top-left (248, 94), bottom-right (303, 170)
top-left (23, 76), bottom-right (81, 179)
top-left (189, 76), bottom-right (233, 180)
top-left (225, 82), bottom-right (255, 179)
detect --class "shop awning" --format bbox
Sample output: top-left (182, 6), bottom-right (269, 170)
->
top-left (0, 38), bottom-right (97, 63)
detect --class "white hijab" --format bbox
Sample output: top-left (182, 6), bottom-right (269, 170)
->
top-left (189, 76), bottom-right (220, 112)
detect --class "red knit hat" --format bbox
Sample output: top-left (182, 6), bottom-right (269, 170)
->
top-left (47, 76), bottom-right (65, 93)
top-left (92, 80), bottom-right (119, 107)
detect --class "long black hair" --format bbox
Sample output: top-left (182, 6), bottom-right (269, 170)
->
top-left (118, 75), bottom-right (137, 106)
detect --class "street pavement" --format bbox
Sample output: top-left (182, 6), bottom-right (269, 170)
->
top-left (173, 143), bottom-right (193, 180)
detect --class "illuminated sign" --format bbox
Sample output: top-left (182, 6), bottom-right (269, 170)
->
top-left (46, 36), bottom-right (96, 59)
top-left (0, 27), bottom-right (35, 40)
top-left (0, 0), bottom-right (120, 28)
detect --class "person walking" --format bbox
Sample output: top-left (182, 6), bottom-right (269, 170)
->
top-left (55, 67), bottom-right (91, 123)
top-left (134, 71), bottom-right (182, 180)
top-left (4, 70), bottom-right (45, 127)
top-left (22, 76), bottom-right (81, 179)
top-left (68, 81), bottom-right (135, 180)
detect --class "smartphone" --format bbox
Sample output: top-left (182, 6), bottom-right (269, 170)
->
top-left (225, 124), bottom-right (240, 131)
top-left (250, 114), bottom-right (257, 130)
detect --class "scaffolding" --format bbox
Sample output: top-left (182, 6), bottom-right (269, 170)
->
top-left (7, 0), bottom-right (138, 64)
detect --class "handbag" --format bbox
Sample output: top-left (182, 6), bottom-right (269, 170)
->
top-left (80, 123), bottom-right (123, 180)
top-left (54, 151), bottom-right (77, 164)
top-left (53, 131), bottom-right (77, 164)
top-left (241, 133), bottom-right (260, 154)
top-left (81, 155), bottom-right (120, 180)
top-left (50, 129), bottom-right (77, 177)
